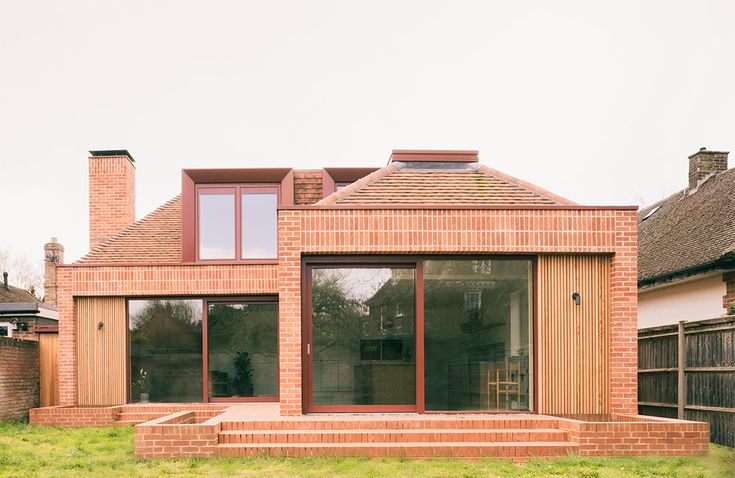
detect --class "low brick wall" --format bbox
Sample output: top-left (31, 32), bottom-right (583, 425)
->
top-left (0, 337), bottom-right (39, 420)
top-left (556, 414), bottom-right (710, 456)
top-left (29, 405), bottom-right (121, 427)
top-left (134, 411), bottom-right (221, 459)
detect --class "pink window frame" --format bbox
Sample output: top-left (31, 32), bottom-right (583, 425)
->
top-left (195, 183), bottom-right (280, 264)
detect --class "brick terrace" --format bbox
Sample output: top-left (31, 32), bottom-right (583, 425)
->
top-left (30, 404), bottom-right (709, 460)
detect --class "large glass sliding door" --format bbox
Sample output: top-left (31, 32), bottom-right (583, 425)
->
top-left (307, 266), bottom-right (416, 411)
top-left (424, 259), bottom-right (533, 412)
top-left (305, 258), bottom-right (533, 413)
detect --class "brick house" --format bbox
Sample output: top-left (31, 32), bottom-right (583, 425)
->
top-left (638, 148), bottom-right (733, 328)
top-left (30, 149), bottom-right (709, 459)
top-left (0, 272), bottom-right (58, 341)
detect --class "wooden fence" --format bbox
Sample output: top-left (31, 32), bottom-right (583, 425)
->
top-left (638, 316), bottom-right (735, 447)
top-left (38, 330), bottom-right (59, 407)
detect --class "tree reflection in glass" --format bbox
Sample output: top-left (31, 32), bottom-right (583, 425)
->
top-left (311, 267), bottom-right (415, 406)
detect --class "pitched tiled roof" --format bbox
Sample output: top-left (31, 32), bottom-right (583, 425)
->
top-left (0, 284), bottom-right (38, 303)
top-left (78, 196), bottom-right (181, 264)
top-left (78, 162), bottom-right (573, 264)
top-left (318, 163), bottom-right (573, 206)
top-left (638, 168), bottom-right (735, 283)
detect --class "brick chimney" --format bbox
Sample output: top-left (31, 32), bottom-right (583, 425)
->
top-left (688, 147), bottom-right (729, 191)
top-left (43, 237), bottom-right (64, 306)
top-left (88, 150), bottom-right (136, 250)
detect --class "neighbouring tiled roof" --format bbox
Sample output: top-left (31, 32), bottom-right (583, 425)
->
top-left (0, 284), bottom-right (38, 303)
top-left (77, 196), bottom-right (182, 264)
top-left (318, 163), bottom-right (573, 206)
top-left (638, 168), bottom-right (735, 283)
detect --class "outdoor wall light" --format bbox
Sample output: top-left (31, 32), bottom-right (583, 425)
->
top-left (572, 292), bottom-right (581, 305)
top-left (97, 321), bottom-right (104, 330)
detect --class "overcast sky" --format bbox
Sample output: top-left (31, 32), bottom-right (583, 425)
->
top-left (1, 1), bottom-right (734, 272)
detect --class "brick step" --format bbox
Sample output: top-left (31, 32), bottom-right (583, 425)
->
top-left (119, 405), bottom-right (223, 414)
top-left (216, 441), bottom-right (578, 458)
top-left (117, 412), bottom-right (168, 422)
top-left (218, 428), bottom-right (568, 444)
top-left (119, 411), bottom-right (175, 417)
top-left (221, 418), bottom-right (558, 431)
top-left (115, 420), bottom-right (147, 427)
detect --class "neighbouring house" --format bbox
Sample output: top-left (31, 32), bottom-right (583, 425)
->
top-left (0, 239), bottom-right (62, 417)
top-left (0, 241), bottom-right (61, 339)
top-left (638, 147), bottom-right (733, 328)
top-left (30, 149), bottom-right (709, 460)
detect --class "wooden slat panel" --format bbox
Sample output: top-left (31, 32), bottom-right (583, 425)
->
top-left (39, 333), bottom-right (59, 406)
top-left (76, 297), bottom-right (127, 405)
top-left (538, 254), bottom-right (610, 414)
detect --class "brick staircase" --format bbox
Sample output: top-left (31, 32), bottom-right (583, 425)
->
top-left (215, 416), bottom-right (577, 459)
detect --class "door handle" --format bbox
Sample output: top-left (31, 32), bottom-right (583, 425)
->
top-left (307, 343), bottom-right (311, 355)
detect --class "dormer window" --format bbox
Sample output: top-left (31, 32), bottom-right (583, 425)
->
top-left (197, 185), bottom-right (279, 261)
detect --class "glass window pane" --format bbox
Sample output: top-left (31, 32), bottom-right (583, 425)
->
top-left (199, 193), bottom-right (235, 259)
top-left (242, 192), bottom-right (277, 259)
top-left (424, 259), bottom-right (532, 411)
top-left (311, 267), bottom-right (415, 406)
top-left (207, 302), bottom-right (278, 399)
top-left (129, 299), bottom-right (203, 403)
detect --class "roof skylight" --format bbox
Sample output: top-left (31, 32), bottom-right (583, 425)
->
top-left (641, 205), bottom-right (661, 221)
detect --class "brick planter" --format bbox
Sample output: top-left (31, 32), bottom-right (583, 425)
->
top-left (556, 414), bottom-right (710, 456)
top-left (134, 411), bottom-right (223, 459)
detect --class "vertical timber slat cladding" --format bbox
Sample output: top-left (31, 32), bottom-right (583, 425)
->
top-left (538, 254), bottom-right (611, 414)
top-left (39, 333), bottom-right (59, 406)
top-left (76, 297), bottom-right (126, 405)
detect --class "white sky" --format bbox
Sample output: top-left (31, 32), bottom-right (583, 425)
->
top-left (1, 1), bottom-right (734, 269)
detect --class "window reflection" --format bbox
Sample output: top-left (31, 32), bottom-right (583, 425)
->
top-left (241, 192), bottom-right (277, 259)
top-left (311, 267), bottom-right (416, 406)
top-left (199, 193), bottom-right (235, 259)
top-left (128, 299), bottom-right (203, 403)
top-left (207, 302), bottom-right (278, 399)
top-left (424, 259), bottom-right (533, 411)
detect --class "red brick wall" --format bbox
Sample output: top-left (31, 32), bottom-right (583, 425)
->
top-left (89, 155), bottom-right (135, 250)
top-left (56, 264), bottom-right (278, 406)
top-left (0, 337), bottom-right (39, 420)
top-left (277, 207), bottom-right (639, 415)
top-left (294, 171), bottom-right (323, 205)
top-left (557, 415), bottom-right (709, 456)
top-left (56, 206), bottom-right (638, 417)
top-left (29, 405), bottom-right (119, 427)
top-left (134, 411), bottom-right (221, 459)
top-left (609, 211), bottom-right (638, 414)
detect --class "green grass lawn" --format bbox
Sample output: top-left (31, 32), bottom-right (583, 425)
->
top-left (0, 422), bottom-right (733, 478)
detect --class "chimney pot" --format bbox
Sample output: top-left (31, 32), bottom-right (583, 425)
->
top-left (44, 237), bottom-right (64, 306)
top-left (688, 147), bottom-right (729, 191)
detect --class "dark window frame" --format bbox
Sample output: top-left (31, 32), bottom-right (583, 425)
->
top-left (301, 255), bottom-right (537, 415)
top-left (126, 295), bottom-right (279, 405)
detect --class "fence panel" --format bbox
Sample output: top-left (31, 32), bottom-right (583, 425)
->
top-left (638, 316), bottom-right (735, 448)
